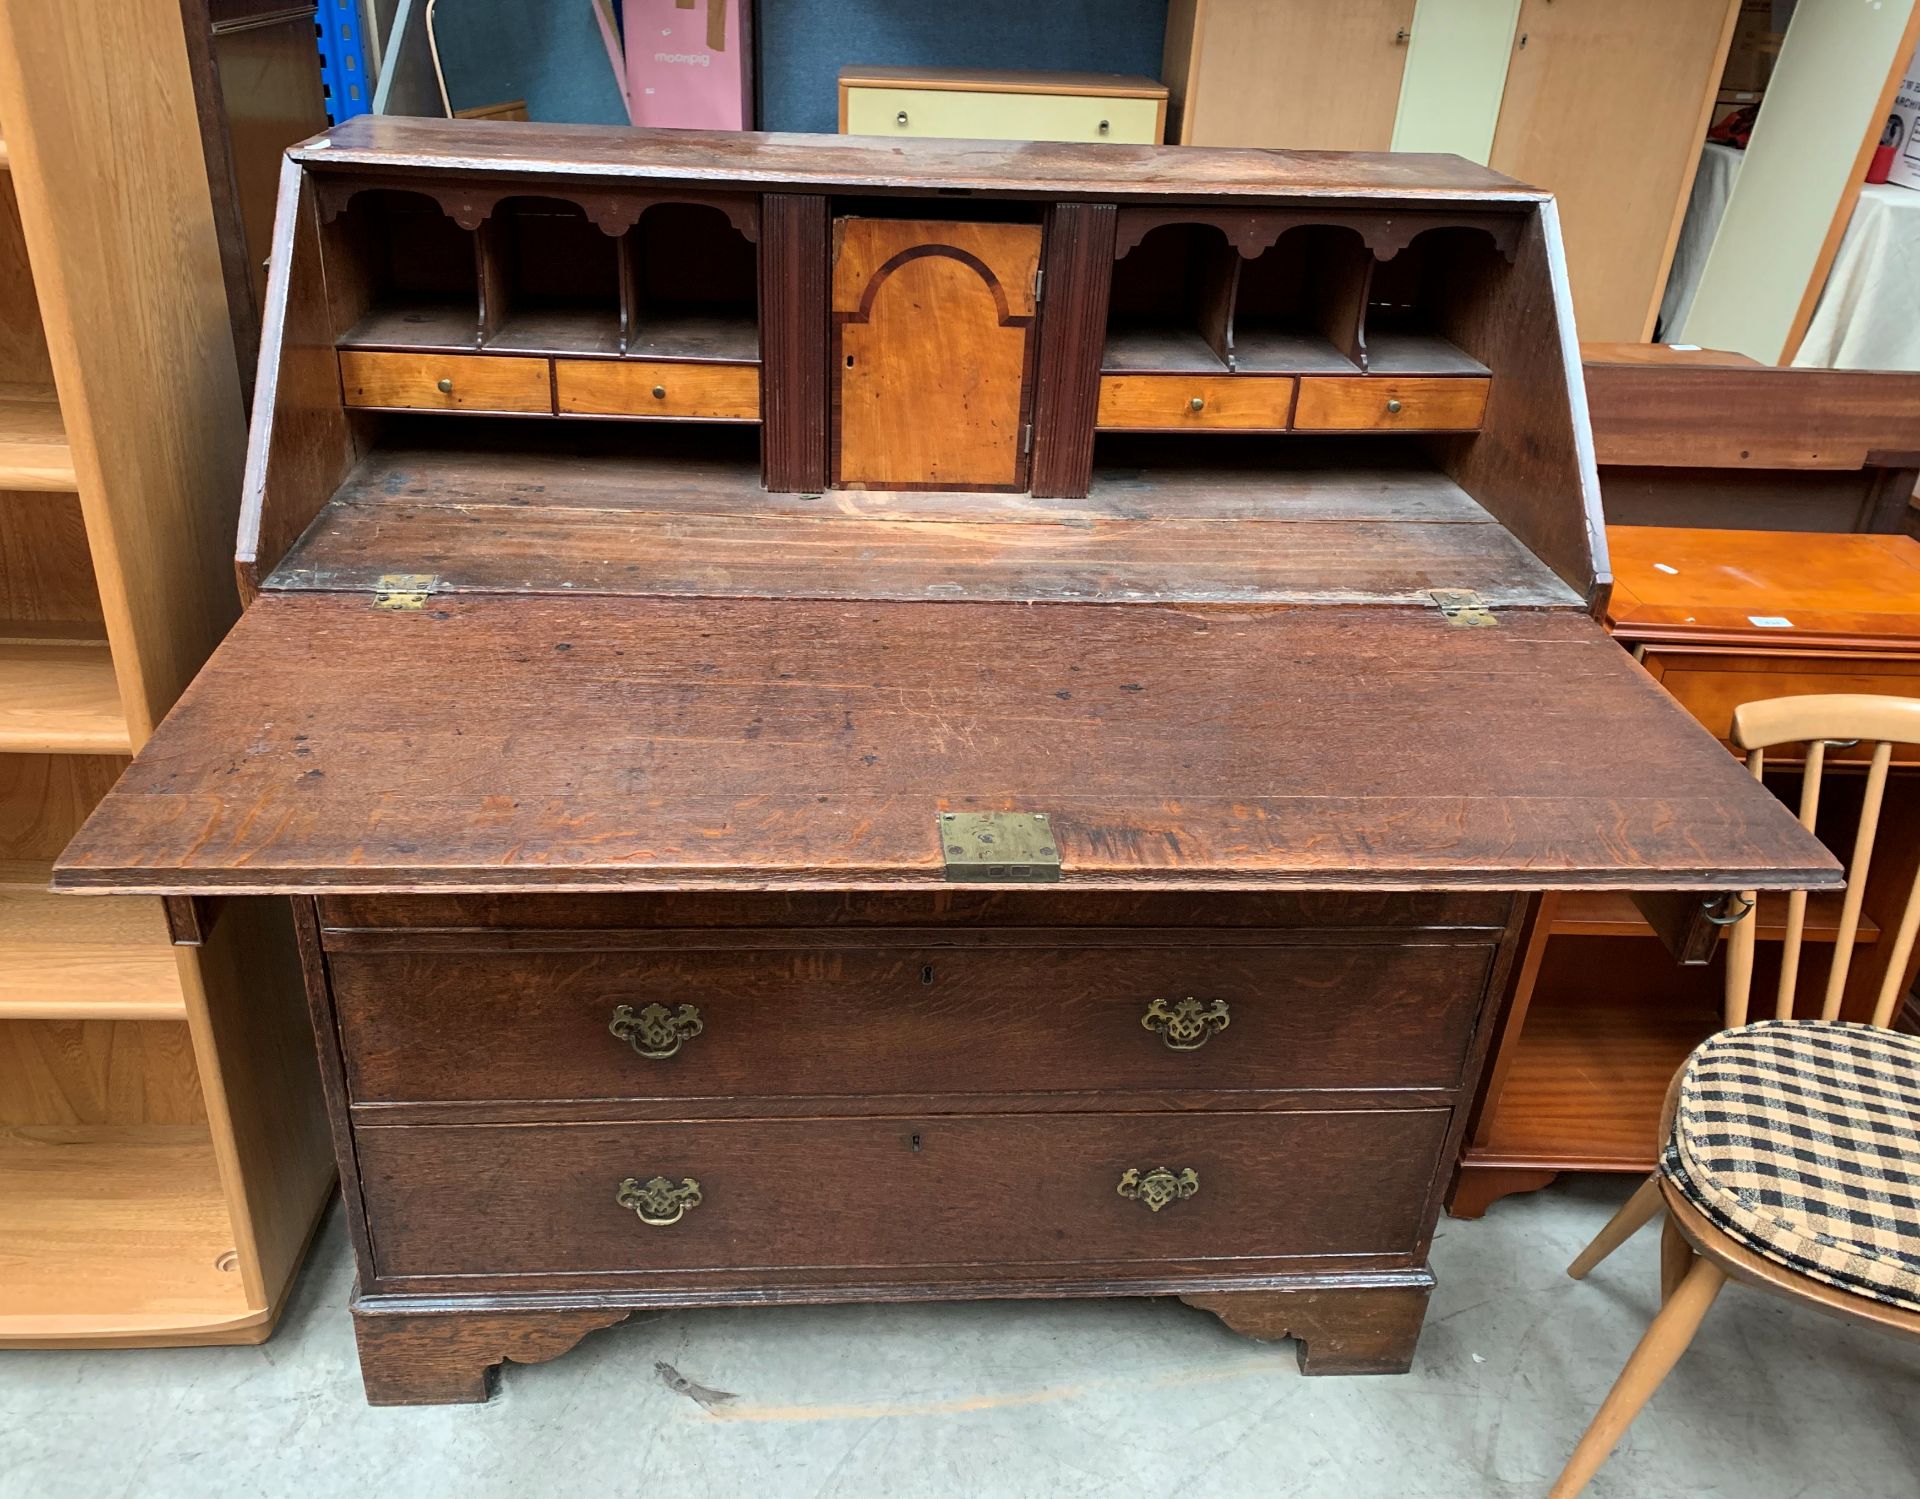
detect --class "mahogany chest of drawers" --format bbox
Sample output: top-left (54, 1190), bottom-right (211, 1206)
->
top-left (53, 118), bottom-right (1833, 1402)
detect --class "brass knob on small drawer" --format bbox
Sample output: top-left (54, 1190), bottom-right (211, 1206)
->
top-left (616, 1175), bottom-right (702, 1226)
top-left (436, 377), bottom-right (453, 394)
top-left (1141, 996), bottom-right (1230, 1050)
top-left (896, 110), bottom-right (909, 126)
top-left (1098, 119), bottom-right (1111, 134)
top-left (1188, 396), bottom-right (1205, 413)
top-left (652, 384), bottom-right (667, 400)
top-left (1117, 1166), bottom-right (1199, 1213)
top-left (1385, 398), bottom-right (1403, 414)
top-left (610, 1002), bottom-right (703, 1059)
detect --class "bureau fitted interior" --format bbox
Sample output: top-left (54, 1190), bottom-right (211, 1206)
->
top-left (258, 124), bottom-right (1582, 614)
top-left (54, 120), bottom-right (1836, 1404)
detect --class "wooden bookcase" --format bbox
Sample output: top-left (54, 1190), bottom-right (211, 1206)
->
top-left (0, 0), bottom-right (332, 1346)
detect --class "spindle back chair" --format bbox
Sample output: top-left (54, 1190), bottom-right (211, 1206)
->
top-left (1549, 694), bottom-right (1920, 1499)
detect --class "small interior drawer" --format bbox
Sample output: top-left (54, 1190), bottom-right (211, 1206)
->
top-left (554, 359), bottom-right (761, 420)
top-left (1095, 374), bottom-right (1296, 431)
top-left (338, 350), bottom-right (553, 413)
top-left (1291, 376), bottom-right (1488, 432)
top-left (844, 86), bottom-right (1162, 145)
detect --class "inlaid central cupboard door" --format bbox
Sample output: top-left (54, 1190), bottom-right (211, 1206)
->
top-left (832, 218), bottom-right (1042, 489)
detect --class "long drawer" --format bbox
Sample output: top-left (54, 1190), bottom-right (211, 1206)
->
top-left (316, 890), bottom-right (1514, 931)
top-left (329, 942), bottom-right (1495, 1105)
top-left (357, 1108), bottom-right (1450, 1279)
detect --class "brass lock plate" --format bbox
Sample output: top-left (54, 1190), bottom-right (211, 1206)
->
top-left (938, 811), bottom-right (1062, 883)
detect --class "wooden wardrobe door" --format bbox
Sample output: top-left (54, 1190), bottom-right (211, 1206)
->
top-left (1487, 0), bottom-right (1739, 343)
top-left (1166, 0), bottom-right (1419, 149)
top-left (831, 218), bottom-right (1042, 489)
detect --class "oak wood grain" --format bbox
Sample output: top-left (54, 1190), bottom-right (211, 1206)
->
top-left (553, 360), bottom-right (759, 421)
top-left (758, 194), bottom-right (829, 491)
top-left (832, 219), bottom-right (1040, 489)
top-left (298, 115), bottom-right (1540, 203)
top-left (1028, 202), bottom-right (1114, 498)
top-left (1183, 1282), bottom-right (1432, 1374)
top-left (316, 888), bottom-right (1514, 933)
top-left (264, 434), bottom-right (1578, 608)
top-left (338, 351), bottom-right (551, 414)
top-left (1292, 377), bottom-right (1487, 433)
top-left (355, 1109), bottom-right (1451, 1280)
top-left (328, 941), bottom-right (1494, 1107)
top-left (236, 165), bottom-right (364, 601)
top-left (1095, 374), bottom-right (1294, 431)
top-left (353, 1302), bottom-right (632, 1405)
top-left (53, 594), bottom-right (1838, 895)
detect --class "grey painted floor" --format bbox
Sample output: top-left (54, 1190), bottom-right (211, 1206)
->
top-left (3, 1175), bottom-right (1917, 1499)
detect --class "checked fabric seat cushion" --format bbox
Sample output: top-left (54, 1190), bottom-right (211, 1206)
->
top-left (1661, 1019), bottom-right (1920, 1314)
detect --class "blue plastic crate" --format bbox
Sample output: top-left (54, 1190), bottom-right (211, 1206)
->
top-left (315, 0), bottom-right (371, 123)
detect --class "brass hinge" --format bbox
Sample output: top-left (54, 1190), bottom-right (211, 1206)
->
top-left (1033, 265), bottom-right (1044, 303)
top-left (373, 573), bottom-right (438, 610)
top-left (1429, 588), bottom-right (1496, 627)
top-left (1022, 423), bottom-right (1033, 455)
top-left (939, 811), bottom-right (1062, 883)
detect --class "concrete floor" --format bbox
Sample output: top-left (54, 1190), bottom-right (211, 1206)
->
top-left (3, 1175), bottom-right (1917, 1499)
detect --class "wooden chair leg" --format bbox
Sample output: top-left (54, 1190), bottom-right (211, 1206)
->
top-left (1567, 1174), bottom-right (1663, 1280)
top-left (1548, 1259), bottom-right (1728, 1499)
top-left (1659, 1213), bottom-right (1693, 1304)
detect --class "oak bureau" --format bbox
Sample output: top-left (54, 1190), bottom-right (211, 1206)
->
top-left (53, 117), bottom-right (1836, 1404)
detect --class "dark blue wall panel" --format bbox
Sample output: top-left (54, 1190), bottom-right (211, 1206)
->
top-left (435, 1), bottom-right (629, 125)
top-left (757, 0), bottom-right (1169, 135)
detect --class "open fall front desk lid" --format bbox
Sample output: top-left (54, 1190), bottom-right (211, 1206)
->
top-left (53, 593), bottom-right (1837, 896)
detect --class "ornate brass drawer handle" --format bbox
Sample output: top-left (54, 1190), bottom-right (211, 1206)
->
top-left (616, 1175), bottom-right (703, 1226)
top-left (1141, 996), bottom-right (1230, 1050)
top-left (609, 1002), bottom-right (703, 1060)
top-left (1116, 1166), bottom-right (1199, 1212)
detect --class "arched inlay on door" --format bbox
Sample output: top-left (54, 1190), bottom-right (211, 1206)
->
top-left (831, 218), bottom-right (1043, 490)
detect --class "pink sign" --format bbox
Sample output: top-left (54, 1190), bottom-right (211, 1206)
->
top-left (624, 0), bottom-right (753, 131)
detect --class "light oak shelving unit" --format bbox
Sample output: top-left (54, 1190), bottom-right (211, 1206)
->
top-left (0, 0), bottom-right (332, 1347)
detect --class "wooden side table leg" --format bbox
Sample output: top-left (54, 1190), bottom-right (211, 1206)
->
top-left (353, 1305), bottom-right (633, 1405)
top-left (1182, 1283), bottom-right (1432, 1375)
top-left (1446, 1165), bottom-right (1559, 1219)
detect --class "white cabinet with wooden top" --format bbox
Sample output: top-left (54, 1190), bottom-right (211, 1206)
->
top-left (839, 66), bottom-right (1167, 144)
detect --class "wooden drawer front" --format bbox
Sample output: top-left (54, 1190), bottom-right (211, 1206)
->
top-left (330, 943), bottom-right (1494, 1105)
top-left (338, 351), bottom-right (552, 413)
top-left (1292, 377), bottom-right (1488, 432)
top-left (1641, 651), bottom-right (1920, 763)
top-left (1095, 375), bottom-right (1295, 431)
top-left (844, 86), bottom-right (1162, 145)
top-left (317, 890), bottom-right (1516, 933)
top-left (357, 1108), bottom-right (1449, 1278)
top-left (554, 359), bottom-right (761, 421)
